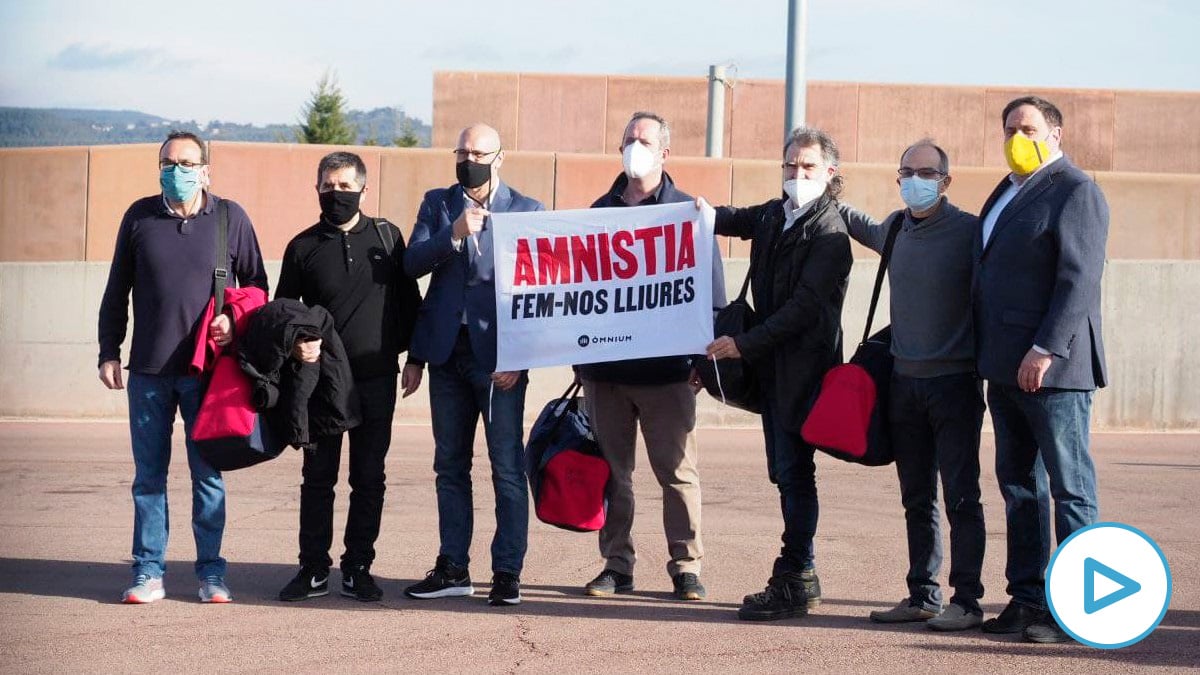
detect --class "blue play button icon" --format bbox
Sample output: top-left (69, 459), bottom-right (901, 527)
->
top-left (1084, 557), bottom-right (1142, 614)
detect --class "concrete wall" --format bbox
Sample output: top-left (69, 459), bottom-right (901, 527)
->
top-left (2, 144), bottom-right (1195, 263)
top-left (1, 141), bottom-right (1198, 428)
top-left (433, 72), bottom-right (1200, 173)
top-left (1, 259), bottom-right (1196, 431)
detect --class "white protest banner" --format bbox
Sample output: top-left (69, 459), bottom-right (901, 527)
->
top-left (491, 202), bottom-right (714, 372)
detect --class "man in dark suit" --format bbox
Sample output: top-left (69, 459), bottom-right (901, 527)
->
top-left (974, 96), bottom-right (1109, 643)
top-left (402, 123), bottom-right (544, 607)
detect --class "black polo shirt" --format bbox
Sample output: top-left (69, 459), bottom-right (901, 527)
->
top-left (275, 214), bottom-right (421, 379)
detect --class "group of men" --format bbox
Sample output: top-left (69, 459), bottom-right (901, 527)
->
top-left (97, 95), bottom-right (1108, 643)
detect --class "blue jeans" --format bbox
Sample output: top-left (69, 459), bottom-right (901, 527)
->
top-left (428, 331), bottom-right (529, 575)
top-left (127, 372), bottom-right (226, 579)
top-left (761, 394), bottom-right (818, 576)
top-left (988, 383), bottom-right (1097, 609)
top-left (890, 373), bottom-right (987, 614)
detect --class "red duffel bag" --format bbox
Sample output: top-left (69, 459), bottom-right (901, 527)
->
top-left (189, 284), bottom-right (275, 471)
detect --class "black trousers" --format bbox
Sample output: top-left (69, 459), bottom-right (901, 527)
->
top-left (298, 373), bottom-right (397, 570)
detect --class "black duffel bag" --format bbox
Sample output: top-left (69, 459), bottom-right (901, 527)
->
top-left (696, 265), bottom-right (759, 413)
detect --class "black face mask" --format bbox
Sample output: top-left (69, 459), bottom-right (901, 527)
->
top-left (319, 189), bottom-right (362, 225)
top-left (456, 159), bottom-right (493, 191)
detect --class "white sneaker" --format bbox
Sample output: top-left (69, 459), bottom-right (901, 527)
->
top-left (927, 603), bottom-right (983, 631)
top-left (122, 575), bottom-right (165, 604)
top-left (198, 575), bottom-right (233, 603)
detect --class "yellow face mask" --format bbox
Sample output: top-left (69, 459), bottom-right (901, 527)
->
top-left (1004, 134), bottom-right (1051, 176)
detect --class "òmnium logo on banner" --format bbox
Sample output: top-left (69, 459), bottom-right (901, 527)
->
top-left (491, 202), bottom-right (715, 371)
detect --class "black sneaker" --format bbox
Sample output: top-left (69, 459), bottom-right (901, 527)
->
top-left (488, 572), bottom-right (522, 606)
top-left (404, 555), bottom-right (474, 599)
top-left (278, 566), bottom-right (330, 602)
top-left (800, 568), bottom-right (822, 608)
top-left (672, 572), bottom-right (706, 601)
top-left (584, 569), bottom-right (634, 596)
top-left (738, 575), bottom-right (809, 622)
top-left (341, 565), bottom-right (383, 602)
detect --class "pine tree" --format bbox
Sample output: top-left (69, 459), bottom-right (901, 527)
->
top-left (296, 72), bottom-right (356, 145)
top-left (393, 119), bottom-right (420, 147)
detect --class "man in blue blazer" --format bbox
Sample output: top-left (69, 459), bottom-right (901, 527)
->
top-left (402, 123), bottom-right (544, 607)
top-left (974, 96), bottom-right (1109, 643)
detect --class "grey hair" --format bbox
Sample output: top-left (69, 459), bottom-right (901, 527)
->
top-left (625, 111), bottom-right (671, 150)
top-left (316, 151), bottom-right (367, 188)
top-left (900, 138), bottom-right (950, 174)
top-left (784, 125), bottom-right (843, 200)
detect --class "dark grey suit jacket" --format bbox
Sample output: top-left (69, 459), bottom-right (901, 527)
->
top-left (973, 156), bottom-right (1109, 390)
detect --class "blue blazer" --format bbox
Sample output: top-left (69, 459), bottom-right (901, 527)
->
top-left (404, 181), bottom-right (544, 372)
top-left (972, 156), bottom-right (1109, 390)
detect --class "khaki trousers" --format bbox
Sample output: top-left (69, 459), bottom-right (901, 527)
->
top-left (581, 379), bottom-right (702, 577)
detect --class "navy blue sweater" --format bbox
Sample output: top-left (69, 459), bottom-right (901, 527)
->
top-left (98, 193), bottom-right (268, 375)
top-left (576, 172), bottom-right (699, 386)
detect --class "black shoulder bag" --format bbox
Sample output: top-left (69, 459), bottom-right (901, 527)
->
top-left (695, 263), bottom-right (760, 413)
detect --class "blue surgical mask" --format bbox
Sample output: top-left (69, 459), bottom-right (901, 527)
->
top-left (899, 176), bottom-right (941, 212)
top-left (160, 165), bottom-right (203, 203)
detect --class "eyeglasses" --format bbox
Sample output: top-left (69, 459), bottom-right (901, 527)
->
top-left (452, 148), bottom-right (500, 162)
top-left (898, 168), bottom-right (945, 180)
top-left (159, 159), bottom-right (206, 170)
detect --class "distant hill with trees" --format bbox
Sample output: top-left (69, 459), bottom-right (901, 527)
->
top-left (0, 105), bottom-right (431, 148)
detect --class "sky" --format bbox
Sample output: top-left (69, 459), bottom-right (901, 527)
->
top-left (1, 0), bottom-right (1197, 127)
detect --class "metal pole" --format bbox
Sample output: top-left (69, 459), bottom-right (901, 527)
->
top-left (706, 65), bottom-right (726, 158)
top-left (784, 0), bottom-right (808, 140)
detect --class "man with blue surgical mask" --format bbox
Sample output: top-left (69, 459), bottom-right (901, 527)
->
top-left (842, 140), bottom-right (987, 632)
top-left (98, 131), bottom-right (268, 604)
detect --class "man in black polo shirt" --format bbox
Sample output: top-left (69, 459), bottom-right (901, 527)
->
top-left (275, 151), bottom-right (421, 602)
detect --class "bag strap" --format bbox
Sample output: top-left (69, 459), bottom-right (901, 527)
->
top-left (374, 217), bottom-right (395, 256)
top-left (734, 262), bottom-right (752, 303)
top-left (861, 211), bottom-right (904, 344)
top-left (213, 199), bottom-right (229, 310)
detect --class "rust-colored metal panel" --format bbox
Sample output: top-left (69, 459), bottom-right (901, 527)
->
top-left (1114, 91), bottom-right (1200, 174)
top-left (1097, 171), bottom-right (1200, 259)
top-left (982, 88), bottom-right (1115, 172)
top-left (857, 84), bottom-right (988, 167)
top-left (377, 148), bottom-right (457, 241)
top-left (729, 79), bottom-right (785, 160)
top-left (432, 71), bottom-right (521, 149)
top-left (727, 159), bottom-right (780, 258)
top-left (668, 157), bottom-right (733, 259)
top-left (604, 75), bottom-right (723, 157)
top-left (84, 144), bottom-right (159, 261)
top-left (840, 163), bottom-right (905, 260)
top-left (806, 81), bottom-right (860, 163)
top-left (0, 147), bottom-right (88, 262)
top-left (208, 142), bottom-right (382, 260)
top-left (552, 153), bottom-right (623, 210)
top-left (497, 151), bottom-right (555, 211)
top-left (944, 166), bottom-right (1009, 217)
top-left (516, 74), bottom-right (607, 153)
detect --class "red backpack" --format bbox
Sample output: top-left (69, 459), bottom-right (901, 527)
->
top-left (801, 213), bottom-right (901, 467)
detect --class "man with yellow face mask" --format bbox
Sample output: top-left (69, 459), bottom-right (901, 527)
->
top-left (974, 96), bottom-right (1110, 644)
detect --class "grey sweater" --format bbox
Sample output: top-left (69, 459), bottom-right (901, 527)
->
top-left (841, 199), bottom-right (978, 378)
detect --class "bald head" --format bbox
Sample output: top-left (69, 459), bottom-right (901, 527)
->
top-left (458, 124), bottom-right (501, 153)
top-left (454, 123), bottom-right (504, 198)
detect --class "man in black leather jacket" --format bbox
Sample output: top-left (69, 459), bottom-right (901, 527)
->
top-left (705, 126), bottom-right (853, 622)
